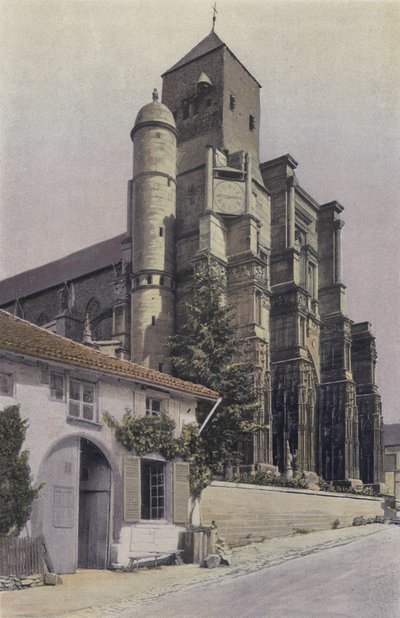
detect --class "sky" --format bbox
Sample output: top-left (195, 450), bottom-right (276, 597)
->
top-left (0, 0), bottom-right (399, 422)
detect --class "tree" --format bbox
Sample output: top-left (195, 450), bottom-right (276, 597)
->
top-left (169, 258), bottom-right (264, 478)
top-left (0, 405), bottom-right (39, 540)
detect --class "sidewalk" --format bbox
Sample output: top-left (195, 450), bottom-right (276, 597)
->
top-left (0, 524), bottom-right (394, 618)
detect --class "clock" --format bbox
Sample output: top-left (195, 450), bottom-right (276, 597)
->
top-left (213, 180), bottom-right (245, 215)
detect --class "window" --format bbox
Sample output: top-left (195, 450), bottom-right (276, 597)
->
top-left (159, 227), bottom-right (164, 237)
top-left (299, 317), bottom-right (306, 347)
top-left (135, 277), bottom-right (139, 287)
top-left (124, 456), bottom-right (188, 524)
top-left (182, 100), bottom-right (190, 119)
top-left (158, 363), bottom-right (164, 373)
top-left (249, 114), bottom-right (255, 130)
top-left (69, 379), bottom-right (96, 421)
top-left (141, 460), bottom-right (165, 519)
top-left (191, 97), bottom-right (199, 115)
top-left (255, 292), bottom-right (262, 325)
top-left (147, 275), bottom-right (152, 284)
top-left (160, 276), bottom-right (165, 286)
top-left (146, 397), bottom-right (161, 416)
top-left (50, 372), bottom-right (64, 401)
top-left (0, 373), bottom-right (13, 396)
top-left (230, 94), bottom-right (236, 110)
top-left (151, 316), bottom-right (156, 326)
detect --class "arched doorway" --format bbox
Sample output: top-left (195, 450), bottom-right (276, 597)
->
top-left (78, 438), bottom-right (111, 569)
top-left (32, 435), bottom-right (111, 574)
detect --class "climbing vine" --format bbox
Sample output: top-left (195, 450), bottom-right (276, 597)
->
top-left (104, 411), bottom-right (212, 497)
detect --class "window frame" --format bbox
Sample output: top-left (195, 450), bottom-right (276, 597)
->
top-left (141, 459), bottom-right (166, 520)
top-left (49, 371), bottom-right (65, 402)
top-left (145, 396), bottom-right (162, 417)
top-left (67, 377), bottom-right (97, 423)
top-left (0, 372), bottom-right (14, 397)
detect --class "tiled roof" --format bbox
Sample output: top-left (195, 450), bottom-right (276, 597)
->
top-left (0, 234), bottom-right (126, 306)
top-left (383, 423), bottom-right (400, 447)
top-left (0, 310), bottom-right (218, 401)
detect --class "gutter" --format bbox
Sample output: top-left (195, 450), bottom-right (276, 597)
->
top-left (199, 397), bottom-right (223, 434)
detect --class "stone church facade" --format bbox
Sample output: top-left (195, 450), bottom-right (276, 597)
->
top-left (0, 30), bottom-right (384, 485)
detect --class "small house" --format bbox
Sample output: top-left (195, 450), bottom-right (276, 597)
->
top-left (0, 310), bottom-right (218, 573)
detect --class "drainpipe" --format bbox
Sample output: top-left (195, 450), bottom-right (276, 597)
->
top-left (199, 397), bottom-right (223, 435)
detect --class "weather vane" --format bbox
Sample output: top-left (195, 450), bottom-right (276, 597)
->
top-left (212, 2), bottom-right (218, 31)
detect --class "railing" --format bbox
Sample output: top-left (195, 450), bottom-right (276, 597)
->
top-left (0, 536), bottom-right (45, 576)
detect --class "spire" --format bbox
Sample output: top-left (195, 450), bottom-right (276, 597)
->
top-left (212, 2), bottom-right (218, 32)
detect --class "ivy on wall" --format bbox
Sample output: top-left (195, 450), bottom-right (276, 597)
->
top-left (104, 411), bottom-right (212, 497)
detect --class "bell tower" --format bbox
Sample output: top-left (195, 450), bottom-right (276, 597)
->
top-left (161, 33), bottom-right (272, 465)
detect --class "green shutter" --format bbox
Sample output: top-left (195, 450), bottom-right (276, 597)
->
top-left (124, 455), bottom-right (141, 522)
top-left (173, 461), bottom-right (190, 525)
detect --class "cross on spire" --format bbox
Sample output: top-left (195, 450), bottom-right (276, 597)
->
top-left (212, 2), bottom-right (218, 31)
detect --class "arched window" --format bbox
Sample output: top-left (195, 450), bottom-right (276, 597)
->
top-left (85, 297), bottom-right (100, 321)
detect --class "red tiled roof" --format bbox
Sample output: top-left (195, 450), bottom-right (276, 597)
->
top-left (0, 310), bottom-right (218, 401)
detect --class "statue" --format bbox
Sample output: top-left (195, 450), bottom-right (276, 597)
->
top-left (285, 440), bottom-right (293, 480)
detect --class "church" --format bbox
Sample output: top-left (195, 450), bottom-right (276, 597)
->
top-left (0, 29), bottom-right (384, 486)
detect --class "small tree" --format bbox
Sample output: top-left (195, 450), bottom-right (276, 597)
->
top-left (169, 259), bottom-right (264, 482)
top-left (0, 405), bottom-right (39, 541)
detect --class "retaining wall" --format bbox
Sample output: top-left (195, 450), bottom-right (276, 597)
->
top-left (200, 481), bottom-right (384, 547)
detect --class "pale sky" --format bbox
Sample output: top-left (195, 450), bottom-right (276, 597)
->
top-left (0, 0), bottom-right (399, 423)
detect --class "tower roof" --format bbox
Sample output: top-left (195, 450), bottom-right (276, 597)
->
top-left (132, 90), bottom-right (177, 139)
top-left (162, 30), bottom-right (261, 87)
top-left (163, 31), bottom-right (224, 76)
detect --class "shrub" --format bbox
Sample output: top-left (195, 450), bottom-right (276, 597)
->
top-left (0, 406), bottom-right (40, 541)
top-left (233, 470), bottom-right (309, 490)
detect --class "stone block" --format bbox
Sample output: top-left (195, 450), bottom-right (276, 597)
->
top-left (256, 463), bottom-right (279, 475)
top-left (44, 573), bottom-right (63, 586)
top-left (201, 553), bottom-right (221, 568)
top-left (20, 574), bottom-right (44, 587)
top-left (303, 471), bottom-right (320, 490)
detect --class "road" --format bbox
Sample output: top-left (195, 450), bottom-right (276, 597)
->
top-left (123, 526), bottom-right (400, 618)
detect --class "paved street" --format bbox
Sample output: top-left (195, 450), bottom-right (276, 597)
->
top-left (1, 524), bottom-right (399, 617)
top-left (125, 526), bottom-right (400, 618)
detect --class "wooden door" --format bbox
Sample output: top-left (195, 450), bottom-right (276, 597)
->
top-left (78, 491), bottom-right (110, 569)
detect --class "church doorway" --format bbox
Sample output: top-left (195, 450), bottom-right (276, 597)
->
top-left (78, 438), bottom-right (111, 569)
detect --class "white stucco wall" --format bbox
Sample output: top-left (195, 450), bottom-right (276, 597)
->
top-left (0, 355), bottom-right (198, 569)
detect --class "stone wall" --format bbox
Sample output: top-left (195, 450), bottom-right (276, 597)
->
top-left (200, 481), bottom-right (384, 547)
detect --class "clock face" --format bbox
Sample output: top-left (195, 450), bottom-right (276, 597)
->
top-left (213, 180), bottom-right (245, 215)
